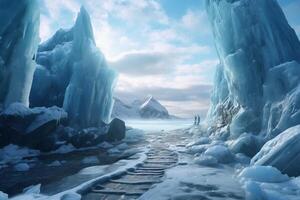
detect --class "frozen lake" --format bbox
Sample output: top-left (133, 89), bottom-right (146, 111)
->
top-left (125, 119), bottom-right (193, 132)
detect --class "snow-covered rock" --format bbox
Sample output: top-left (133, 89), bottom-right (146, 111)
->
top-left (0, 0), bottom-right (40, 108)
top-left (30, 6), bottom-right (116, 128)
top-left (14, 163), bottom-right (30, 172)
top-left (0, 103), bottom-right (67, 151)
top-left (0, 191), bottom-right (8, 200)
top-left (251, 125), bottom-right (300, 177)
top-left (206, 0), bottom-right (300, 140)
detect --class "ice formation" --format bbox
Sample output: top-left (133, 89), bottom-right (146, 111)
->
top-left (206, 0), bottom-right (300, 139)
top-left (30, 7), bottom-right (116, 128)
top-left (0, 0), bottom-right (40, 108)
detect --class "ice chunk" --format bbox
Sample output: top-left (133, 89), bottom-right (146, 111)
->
top-left (239, 166), bottom-right (289, 183)
top-left (205, 0), bottom-right (300, 138)
top-left (0, 0), bottom-right (40, 107)
top-left (194, 155), bottom-right (218, 166)
top-left (204, 145), bottom-right (234, 163)
top-left (0, 191), bottom-right (8, 200)
top-left (23, 184), bottom-right (41, 194)
top-left (252, 125), bottom-right (300, 177)
top-left (30, 6), bottom-right (116, 128)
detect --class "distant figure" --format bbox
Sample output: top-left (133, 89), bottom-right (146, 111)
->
top-left (197, 115), bottom-right (201, 125)
top-left (194, 116), bottom-right (197, 125)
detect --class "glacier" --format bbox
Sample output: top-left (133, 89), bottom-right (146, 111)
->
top-left (0, 0), bottom-right (40, 108)
top-left (206, 0), bottom-right (300, 140)
top-left (30, 7), bottom-right (116, 128)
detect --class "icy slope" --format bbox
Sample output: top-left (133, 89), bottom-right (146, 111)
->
top-left (206, 0), bottom-right (300, 139)
top-left (30, 7), bottom-right (116, 128)
top-left (0, 0), bottom-right (40, 108)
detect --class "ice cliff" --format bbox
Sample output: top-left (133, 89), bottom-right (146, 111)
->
top-left (30, 7), bottom-right (116, 128)
top-left (0, 0), bottom-right (40, 108)
top-left (206, 0), bottom-right (300, 140)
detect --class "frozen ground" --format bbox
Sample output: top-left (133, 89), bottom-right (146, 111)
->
top-left (2, 120), bottom-right (300, 199)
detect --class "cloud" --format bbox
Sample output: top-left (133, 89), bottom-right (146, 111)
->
top-left (109, 50), bottom-right (177, 76)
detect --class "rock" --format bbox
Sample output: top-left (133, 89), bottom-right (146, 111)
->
top-left (230, 134), bottom-right (263, 157)
top-left (106, 118), bottom-right (125, 142)
top-left (0, 103), bottom-right (67, 151)
top-left (70, 128), bottom-right (106, 148)
top-left (251, 125), bottom-right (300, 177)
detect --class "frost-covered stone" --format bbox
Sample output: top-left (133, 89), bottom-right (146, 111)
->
top-left (0, 0), bottom-right (40, 108)
top-left (30, 6), bottom-right (116, 128)
top-left (252, 125), bottom-right (300, 177)
top-left (206, 0), bottom-right (300, 139)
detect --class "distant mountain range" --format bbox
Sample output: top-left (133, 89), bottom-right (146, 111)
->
top-left (112, 96), bottom-right (178, 120)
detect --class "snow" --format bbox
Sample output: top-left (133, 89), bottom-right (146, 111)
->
top-left (23, 184), bottom-right (41, 194)
top-left (60, 193), bottom-right (81, 200)
top-left (251, 125), bottom-right (300, 177)
top-left (14, 163), bottom-right (30, 171)
top-left (52, 144), bottom-right (75, 154)
top-left (98, 141), bottom-right (113, 149)
top-left (239, 166), bottom-right (300, 200)
top-left (239, 166), bottom-right (289, 183)
top-left (123, 128), bottom-right (145, 143)
top-left (0, 191), bottom-right (8, 200)
top-left (194, 155), bottom-right (218, 166)
top-left (81, 156), bottom-right (99, 164)
top-left (0, 0), bottom-right (40, 108)
top-left (0, 144), bottom-right (40, 165)
top-left (47, 160), bottom-right (62, 167)
top-left (204, 145), bottom-right (234, 164)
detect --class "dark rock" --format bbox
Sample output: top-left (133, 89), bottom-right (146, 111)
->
top-left (70, 127), bottom-right (107, 148)
top-left (107, 118), bottom-right (125, 142)
top-left (0, 103), bottom-right (68, 151)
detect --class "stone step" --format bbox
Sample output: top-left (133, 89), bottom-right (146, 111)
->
top-left (91, 189), bottom-right (144, 196)
top-left (109, 179), bottom-right (161, 185)
top-left (126, 171), bottom-right (163, 176)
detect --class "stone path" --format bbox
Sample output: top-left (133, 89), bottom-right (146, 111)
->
top-left (81, 147), bottom-right (178, 200)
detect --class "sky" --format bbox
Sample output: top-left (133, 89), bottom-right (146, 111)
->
top-left (39, 0), bottom-right (300, 118)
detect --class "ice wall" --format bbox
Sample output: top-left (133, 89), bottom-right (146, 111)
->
top-left (0, 0), bottom-right (40, 108)
top-left (30, 7), bottom-right (116, 128)
top-left (206, 0), bottom-right (300, 139)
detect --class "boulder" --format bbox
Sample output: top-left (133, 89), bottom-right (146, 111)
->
top-left (0, 103), bottom-right (67, 151)
top-left (251, 125), bottom-right (300, 177)
top-left (70, 127), bottom-right (107, 148)
top-left (106, 118), bottom-right (125, 142)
